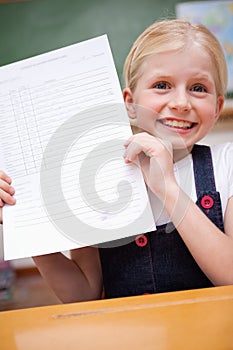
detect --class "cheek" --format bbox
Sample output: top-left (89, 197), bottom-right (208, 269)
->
top-left (199, 96), bottom-right (217, 112)
top-left (135, 96), bottom-right (162, 117)
top-left (197, 98), bottom-right (218, 119)
top-left (135, 105), bottom-right (160, 127)
top-left (199, 112), bottom-right (218, 135)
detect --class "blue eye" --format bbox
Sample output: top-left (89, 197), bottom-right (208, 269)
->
top-left (191, 85), bottom-right (207, 93)
top-left (154, 82), bottom-right (169, 89)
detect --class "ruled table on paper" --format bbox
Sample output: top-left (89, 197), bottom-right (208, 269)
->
top-left (0, 35), bottom-right (155, 260)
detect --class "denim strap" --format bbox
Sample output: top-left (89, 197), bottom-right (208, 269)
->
top-left (192, 144), bottom-right (216, 194)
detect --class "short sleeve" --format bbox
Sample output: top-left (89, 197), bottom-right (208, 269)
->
top-left (211, 142), bottom-right (233, 216)
top-left (226, 142), bottom-right (233, 198)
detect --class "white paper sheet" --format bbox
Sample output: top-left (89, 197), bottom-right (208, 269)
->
top-left (0, 35), bottom-right (155, 260)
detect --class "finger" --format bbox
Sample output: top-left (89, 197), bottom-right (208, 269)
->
top-left (0, 170), bottom-right (12, 185)
top-left (137, 153), bottom-right (150, 182)
top-left (124, 142), bottom-right (143, 163)
top-left (123, 136), bottom-right (134, 148)
top-left (0, 179), bottom-right (15, 195)
top-left (0, 199), bottom-right (4, 207)
top-left (0, 188), bottom-right (16, 205)
top-left (124, 135), bottom-right (153, 162)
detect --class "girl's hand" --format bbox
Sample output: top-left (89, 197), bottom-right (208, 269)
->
top-left (0, 170), bottom-right (16, 224)
top-left (123, 132), bottom-right (177, 200)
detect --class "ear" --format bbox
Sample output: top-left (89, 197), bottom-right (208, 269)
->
top-left (122, 88), bottom-right (137, 120)
top-left (214, 95), bottom-right (225, 122)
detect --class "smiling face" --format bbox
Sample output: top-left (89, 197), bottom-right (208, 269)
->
top-left (123, 44), bottom-right (224, 155)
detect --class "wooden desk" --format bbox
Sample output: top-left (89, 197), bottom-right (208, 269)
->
top-left (1, 285), bottom-right (233, 350)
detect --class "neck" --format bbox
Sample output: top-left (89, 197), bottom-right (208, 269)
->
top-left (173, 146), bottom-right (193, 162)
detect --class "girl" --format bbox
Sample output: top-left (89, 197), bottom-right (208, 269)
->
top-left (1, 19), bottom-right (233, 302)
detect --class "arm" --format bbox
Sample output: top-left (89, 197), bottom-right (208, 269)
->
top-left (124, 133), bottom-right (233, 285)
top-left (33, 247), bottom-right (103, 303)
top-left (162, 184), bottom-right (233, 285)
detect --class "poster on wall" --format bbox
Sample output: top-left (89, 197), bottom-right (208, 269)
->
top-left (176, 0), bottom-right (233, 94)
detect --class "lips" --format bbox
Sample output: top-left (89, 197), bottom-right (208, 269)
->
top-left (158, 118), bottom-right (195, 130)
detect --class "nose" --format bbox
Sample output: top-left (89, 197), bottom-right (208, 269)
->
top-left (168, 89), bottom-right (191, 112)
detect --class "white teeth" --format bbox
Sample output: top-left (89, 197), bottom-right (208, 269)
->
top-left (162, 119), bottom-right (192, 129)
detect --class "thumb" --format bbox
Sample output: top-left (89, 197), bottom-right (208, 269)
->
top-left (138, 153), bottom-right (150, 185)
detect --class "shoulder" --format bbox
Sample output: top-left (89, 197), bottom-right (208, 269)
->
top-left (193, 142), bottom-right (233, 171)
top-left (210, 142), bottom-right (233, 169)
top-left (210, 141), bottom-right (233, 154)
top-left (210, 142), bottom-right (233, 201)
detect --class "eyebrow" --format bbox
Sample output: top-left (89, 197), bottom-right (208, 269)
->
top-left (191, 73), bottom-right (212, 80)
top-left (146, 72), bottom-right (213, 85)
top-left (145, 73), bottom-right (173, 84)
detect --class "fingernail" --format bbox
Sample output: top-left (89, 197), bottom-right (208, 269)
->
top-left (9, 186), bottom-right (15, 194)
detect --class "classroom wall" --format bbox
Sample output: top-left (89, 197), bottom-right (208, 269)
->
top-left (0, 0), bottom-right (197, 85)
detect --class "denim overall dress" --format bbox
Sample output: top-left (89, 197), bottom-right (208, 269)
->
top-left (98, 144), bottom-right (224, 298)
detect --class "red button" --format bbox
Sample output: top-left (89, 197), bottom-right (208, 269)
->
top-left (135, 234), bottom-right (148, 247)
top-left (201, 195), bottom-right (214, 209)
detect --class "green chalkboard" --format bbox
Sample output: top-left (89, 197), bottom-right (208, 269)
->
top-left (0, 0), bottom-right (196, 86)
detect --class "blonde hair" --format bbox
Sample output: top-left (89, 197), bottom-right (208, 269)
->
top-left (123, 19), bottom-right (228, 96)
